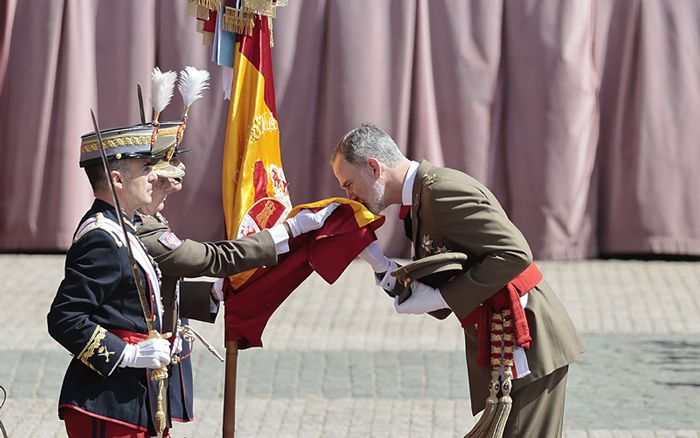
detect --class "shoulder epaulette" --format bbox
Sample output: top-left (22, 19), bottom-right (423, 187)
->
top-left (73, 213), bottom-right (125, 248)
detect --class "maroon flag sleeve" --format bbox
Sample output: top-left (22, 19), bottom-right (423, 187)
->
top-left (224, 203), bottom-right (381, 348)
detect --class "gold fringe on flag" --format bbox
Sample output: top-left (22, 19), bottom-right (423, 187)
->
top-left (187, 0), bottom-right (213, 22)
top-left (202, 31), bottom-right (215, 46)
top-left (196, 5), bottom-right (211, 20)
top-left (186, 2), bottom-right (198, 17)
top-left (187, 0), bottom-right (223, 11)
top-left (186, 2), bottom-right (211, 19)
top-left (243, 0), bottom-right (277, 18)
top-left (223, 7), bottom-right (255, 36)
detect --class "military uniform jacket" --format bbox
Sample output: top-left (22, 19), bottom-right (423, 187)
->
top-left (135, 212), bottom-right (279, 328)
top-left (134, 211), bottom-right (279, 421)
top-left (47, 200), bottom-right (165, 433)
top-left (405, 161), bottom-right (584, 415)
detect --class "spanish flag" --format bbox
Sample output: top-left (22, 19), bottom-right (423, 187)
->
top-left (222, 15), bottom-right (291, 289)
top-left (220, 15), bottom-right (386, 347)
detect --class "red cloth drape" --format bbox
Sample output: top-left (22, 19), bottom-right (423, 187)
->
top-left (224, 203), bottom-right (381, 348)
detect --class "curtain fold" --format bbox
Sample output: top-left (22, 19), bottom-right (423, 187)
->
top-left (1, 0), bottom-right (698, 258)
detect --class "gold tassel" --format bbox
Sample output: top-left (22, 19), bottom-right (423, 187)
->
top-left (486, 367), bottom-right (513, 438)
top-left (463, 310), bottom-right (518, 438)
top-left (147, 330), bottom-right (170, 434)
top-left (153, 376), bottom-right (168, 432)
top-left (223, 7), bottom-right (255, 36)
top-left (464, 313), bottom-right (504, 438)
top-left (196, 19), bottom-right (205, 33)
top-left (485, 311), bottom-right (515, 438)
top-left (268, 16), bottom-right (274, 47)
top-left (464, 370), bottom-right (500, 438)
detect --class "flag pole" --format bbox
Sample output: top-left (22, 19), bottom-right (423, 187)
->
top-left (223, 340), bottom-right (238, 437)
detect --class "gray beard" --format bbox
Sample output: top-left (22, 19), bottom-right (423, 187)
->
top-left (365, 179), bottom-right (386, 214)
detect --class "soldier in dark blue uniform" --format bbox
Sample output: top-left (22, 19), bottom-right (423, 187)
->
top-left (47, 121), bottom-right (338, 438)
top-left (47, 122), bottom-right (179, 437)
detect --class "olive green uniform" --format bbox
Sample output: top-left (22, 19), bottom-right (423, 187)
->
top-left (406, 161), bottom-right (584, 437)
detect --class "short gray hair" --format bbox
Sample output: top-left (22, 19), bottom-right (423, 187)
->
top-left (332, 123), bottom-right (404, 167)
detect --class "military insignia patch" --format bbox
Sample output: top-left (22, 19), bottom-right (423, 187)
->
top-left (421, 234), bottom-right (434, 255)
top-left (423, 173), bottom-right (438, 189)
top-left (97, 345), bottom-right (115, 363)
top-left (158, 232), bottom-right (182, 250)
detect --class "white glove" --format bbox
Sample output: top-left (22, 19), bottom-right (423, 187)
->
top-left (394, 281), bottom-right (449, 315)
top-left (119, 337), bottom-right (171, 369)
top-left (285, 202), bottom-right (340, 237)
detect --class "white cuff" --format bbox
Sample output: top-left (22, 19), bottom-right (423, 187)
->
top-left (267, 224), bottom-right (290, 255)
top-left (375, 262), bottom-right (398, 291)
top-left (118, 343), bottom-right (136, 368)
top-left (359, 242), bottom-right (392, 272)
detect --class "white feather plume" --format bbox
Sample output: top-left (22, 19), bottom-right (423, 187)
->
top-left (178, 66), bottom-right (210, 108)
top-left (151, 67), bottom-right (177, 115)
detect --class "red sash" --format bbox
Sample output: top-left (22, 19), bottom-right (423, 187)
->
top-left (458, 263), bottom-right (542, 366)
top-left (109, 329), bottom-right (148, 344)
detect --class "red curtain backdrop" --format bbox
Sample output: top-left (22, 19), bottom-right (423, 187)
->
top-left (1, 0), bottom-right (699, 259)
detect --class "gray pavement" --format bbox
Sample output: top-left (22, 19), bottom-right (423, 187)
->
top-left (0, 255), bottom-right (699, 437)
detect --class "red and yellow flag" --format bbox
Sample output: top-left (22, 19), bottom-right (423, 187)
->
top-left (225, 199), bottom-right (385, 347)
top-left (222, 15), bottom-right (291, 288)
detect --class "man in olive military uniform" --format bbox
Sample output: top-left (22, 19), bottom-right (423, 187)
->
top-left (332, 123), bottom-right (584, 438)
top-left (47, 123), bottom-right (176, 437)
top-left (134, 156), bottom-right (337, 424)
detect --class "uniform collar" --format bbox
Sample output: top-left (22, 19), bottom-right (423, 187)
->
top-left (401, 161), bottom-right (420, 206)
top-left (92, 199), bottom-right (136, 231)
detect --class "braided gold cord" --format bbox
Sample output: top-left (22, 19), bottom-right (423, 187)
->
top-left (81, 127), bottom-right (179, 153)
